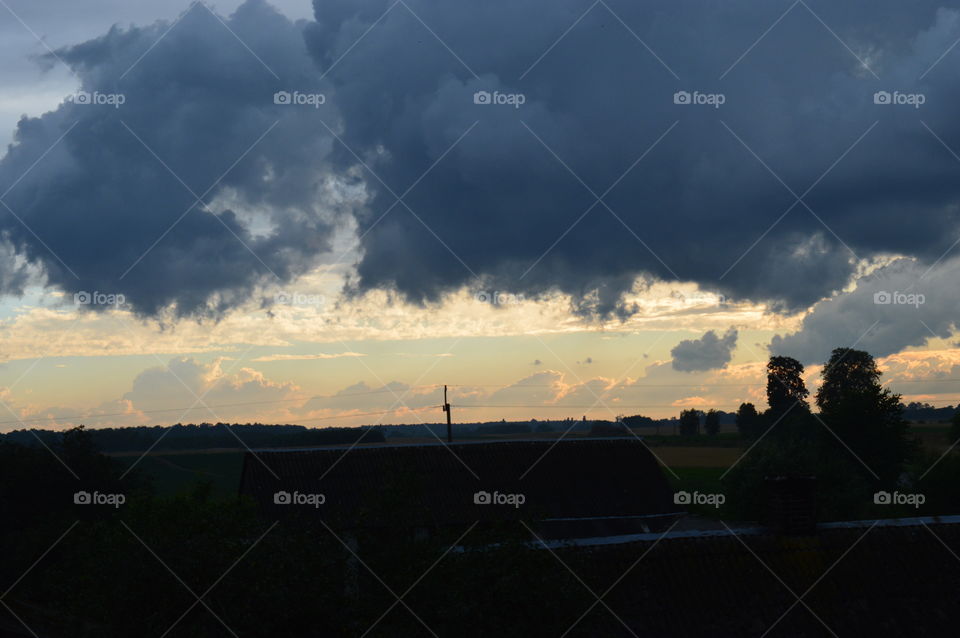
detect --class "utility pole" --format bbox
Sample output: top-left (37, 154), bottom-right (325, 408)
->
top-left (443, 385), bottom-right (452, 442)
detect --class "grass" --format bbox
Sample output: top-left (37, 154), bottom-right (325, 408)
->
top-left (118, 451), bottom-right (244, 499)
top-left (653, 446), bottom-right (744, 467)
top-left (667, 466), bottom-right (728, 519)
top-left (640, 431), bottom-right (743, 447)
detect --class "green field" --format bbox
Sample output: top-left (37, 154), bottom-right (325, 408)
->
top-left (115, 451), bottom-right (245, 498)
top-left (108, 424), bottom-right (954, 504)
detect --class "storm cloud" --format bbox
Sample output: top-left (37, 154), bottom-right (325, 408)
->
top-left (0, 0), bottom-right (343, 317)
top-left (3, 0), bottom-right (960, 321)
top-left (305, 0), bottom-right (960, 316)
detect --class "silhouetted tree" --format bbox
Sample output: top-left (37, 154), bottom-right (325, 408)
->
top-left (736, 402), bottom-right (760, 438)
top-left (950, 409), bottom-right (960, 444)
top-left (678, 409), bottom-right (700, 436)
top-left (704, 409), bottom-right (720, 436)
top-left (816, 348), bottom-right (882, 411)
top-left (766, 356), bottom-right (809, 418)
top-left (815, 348), bottom-right (914, 484)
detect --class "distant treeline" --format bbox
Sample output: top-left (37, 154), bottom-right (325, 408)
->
top-left (0, 422), bottom-right (385, 453)
top-left (377, 412), bottom-right (738, 439)
top-left (903, 402), bottom-right (957, 422)
top-left (1, 400), bottom-right (946, 455)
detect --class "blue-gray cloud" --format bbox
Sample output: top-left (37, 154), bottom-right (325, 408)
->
top-left (0, 0), bottom-right (342, 317)
top-left (772, 257), bottom-right (960, 364)
top-left (2, 0), bottom-right (960, 321)
top-left (671, 328), bottom-right (738, 372)
top-left (301, 0), bottom-right (960, 317)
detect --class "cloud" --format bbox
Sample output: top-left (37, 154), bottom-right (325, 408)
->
top-left (771, 257), bottom-right (960, 364)
top-left (483, 371), bottom-right (568, 407)
top-left (0, 1), bottom-right (344, 318)
top-left (122, 356), bottom-right (300, 418)
top-left (304, 0), bottom-right (960, 317)
top-left (251, 352), bottom-right (366, 362)
top-left (671, 328), bottom-right (739, 372)
top-left (3, 0), bottom-right (960, 325)
top-left (1, 355), bottom-right (302, 429)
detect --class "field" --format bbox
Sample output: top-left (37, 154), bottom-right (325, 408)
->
top-left (114, 450), bottom-right (245, 498)
top-left (109, 423), bottom-right (954, 501)
top-left (910, 422), bottom-right (953, 454)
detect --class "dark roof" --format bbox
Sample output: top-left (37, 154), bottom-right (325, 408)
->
top-left (540, 515), bottom-right (960, 636)
top-left (239, 437), bottom-right (678, 535)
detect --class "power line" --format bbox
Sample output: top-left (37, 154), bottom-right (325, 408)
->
top-left (3, 376), bottom-right (957, 429)
top-left (286, 405), bottom-right (440, 424)
top-left (455, 404), bottom-right (735, 409)
top-left (0, 387), bottom-right (444, 428)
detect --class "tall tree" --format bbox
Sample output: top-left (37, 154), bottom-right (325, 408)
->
top-left (766, 356), bottom-right (809, 417)
top-left (816, 348), bottom-right (914, 484)
top-left (704, 409), bottom-right (721, 436)
top-left (678, 409), bottom-right (700, 437)
top-left (736, 402), bottom-right (760, 438)
top-left (815, 348), bottom-right (881, 412)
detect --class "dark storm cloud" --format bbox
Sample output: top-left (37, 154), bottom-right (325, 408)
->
top-left (304, 0), bottom-right (960, 316)
top-left (3, 0), bottom-right (960, 320)
top-left (671, 327), bottom-right (739, 372)
top-left (0, 0), bottom-right (342, 317)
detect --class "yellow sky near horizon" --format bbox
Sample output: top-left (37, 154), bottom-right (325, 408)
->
top-left (1, 277), bottom-right (957, 431)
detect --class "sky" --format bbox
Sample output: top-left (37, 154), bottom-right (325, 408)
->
top-left (1, 0), bottom-right (959, 430)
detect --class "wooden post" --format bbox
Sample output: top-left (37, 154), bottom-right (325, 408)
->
top-left (444, 385), bottom-right (452, 442)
